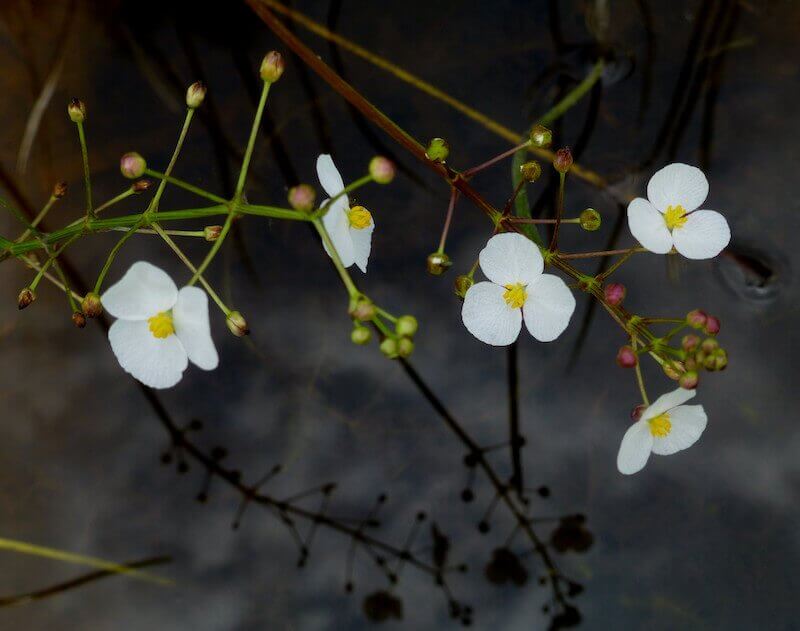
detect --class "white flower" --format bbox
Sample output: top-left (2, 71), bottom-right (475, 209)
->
top-left (627, 163), bottom-right (730, 259)
top-left (101, 261), bottom-right (219, 389)
top-left (461, 233), bottom-right (576, 346)
top-left (316, 154), bottom-right (374, 273)
top-left (616, 388), bottom-right (707, 475)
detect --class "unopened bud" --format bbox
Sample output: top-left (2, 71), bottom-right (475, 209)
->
top-left (120, 152), bottom-right (147, 179)
top-left (369, 156), bottom-right (396, 184)
top-left (679, 370), bottom-right (699, 390)
top-left (686, 309), bottom-right (707, 329)
top-left (681, 334), bottom-right (701, 352)
top-left (226, 311), bottom-right (249, 337)
top-left (186, 81), bottom-right (207, 108)
top-left (630, 404), bottom-right (647, 421)
top-left (395, 315), bottom-right (418, 337)
top-left (700, 337), bottom-right (719, 354)
top-left (703, 315), bottom-right (720, 335)
top-left (287, 184), bottom-right (316, 213)
top-left (684, 356), bottom-right (698, 371)
top-left (553, 147), bottom-right (573, 173)
top-left (426, 252), bottom-right (452, 275)
top-left (662, 360), bottom-right (685, 380)
top-left (603, 283), bottom-right (625, 306)
top-left (53, 181), bottom-right (68, 199)
top-left (519, 160), bottom-right (542, 182)
top-left (68, 98), bottom-right (86, 123)
top-left (529, 125), bottom-right (553, 148)
top-left (579, 208), bottom-right (601, 231)
top-left (81, 292), bottom-right (103, 318)
top-left (351, 325), bottom-right (372, 345)
top-left (454, 274), bottom-right (474, 298)
top-left (260, 51), bottom-right (285, 82)
top-left (712, 348), bottom-right (728, 371)
top-left (397, 337), bottom-right (414, 358)
top-left (132, 179), bottom-right (151, 193)
top-left (204, 225), bottom-right (223, 241)
top-left (72, 312), bottom-right (86, 329)
top-left (616, 345), bottom-right (637, 368)
top-left (379, 337), bottom-right (399, 359)
top-left (349, 298), bottom-right (376, 322)
top-left (425, 137), bottom-right (449, 162)
top-left (17, 288), bottom-right (35, 310)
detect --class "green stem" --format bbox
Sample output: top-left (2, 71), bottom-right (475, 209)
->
top-left (16, 196), bottom-right (56, 242)
top-left (535, 59), bottom-right (605, 128)
top-left (76, 121), bottom-right (93, 217)
top-left (29, 234), bottom-right (80, 290)
top-left (312, 217), bottom-right (358, 298)
top-left (93, 227), bottom-right (141, 293)
top-left (549, 172), bottom-right (566, 251)
top-left (633, 340), bottom-right (650, 406)
top-left (110, 227), bottom-right (207, 237)
top-left (150, 109), bottom-right (195, 213)
top-left (145, 169), bottom-right (227, 204)
top-left (188, 212), bottom-right (234, 286)
top-left (313, 174), bottom-right (375, 219)
top-left (234, 80), bottom-right (271, 200)
top-left (94, 189), bottom-right (136, 216)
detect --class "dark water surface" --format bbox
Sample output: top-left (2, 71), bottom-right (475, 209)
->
top-left (1, 1), bottom-right (798, 629)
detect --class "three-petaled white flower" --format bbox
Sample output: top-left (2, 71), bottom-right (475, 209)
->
top-left (102, 261), bottom-right (219, 389)
top-left (627, 163), bottom-right (730, 259)
top-left (462, 233), bottom-right (576, 346)
top-left (617, 388), bottom-right (707, 475)
top-left (316, 154), bottom-right (374, 273)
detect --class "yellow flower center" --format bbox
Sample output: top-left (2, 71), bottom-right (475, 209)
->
top-left (148, 311), bottom-right (175, 339)
top-left (664, 205), bottom-right (688, 230)
top-left (648, 413), bottom-right (672, 437)
top-left (503, 283), bottom-right (528, 309)
top-left (347, 206), bottom-right (372, 230)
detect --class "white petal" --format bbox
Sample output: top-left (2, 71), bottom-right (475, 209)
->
top-left (461, 282), bottom-right (522, 346)
top-left (101, 261), bottom-right (178, 320)
top-left (478, 233), bottom-right (543, 286)
top-left (646, 163), bottom-right (708, 212)
top-left (642, 388), bottom-right (696, 420)
top-left (672, 209), bottom-right (730, 260)
top-left (108, 319), bottom-right (187, 389)
top-left (522, 274), bottom-right (576, 342)
top-left (350, 221), bottom-right (374, 274)
top-left (627, 198), bottom-right (673, 254)
top-left (321, 197), bottom-right (355, 268)
top-left (617, 420), bottom-right (654, 475)
top-left (651, 405), bottom-right (707, 455)
top-left (173, 287), bottom-right (218, 371)
top-left (316, 154), bottom-right (345, 197)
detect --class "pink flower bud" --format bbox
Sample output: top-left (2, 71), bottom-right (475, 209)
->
top-left (553, 147), bottom-right (573, 173)
top-left (704, 315), bottom-right (721, 335)
top-left (260, 51), bottom-right (285, 83)
top-left (369, 156), bottom-right (396, 184)
top-left (603, 283), bottom-right (626, 306)
top-left (616, 346), bottom-right (637, 368)
top-left (686, 309), bottom-right (707, 329)
top-left (630, 404), bottom-right (646, 421)
top-left (681, 334), bottom-right (700, 352)
top-left (120, 152), bottom-right (147, 179)
top-left (287, 184), bottom-right (316, 213)
top-left (679, 371), bottom-right (699, 390)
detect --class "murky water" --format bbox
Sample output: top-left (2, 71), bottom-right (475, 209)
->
top-left (1, 1), bottom-right (798, 629)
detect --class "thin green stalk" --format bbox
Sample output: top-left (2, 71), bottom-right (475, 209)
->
top-left (150, 109), bottom-right (195, 213)
top-left (145, 169), bottom-right (227, 204)
top-left (549, 172), bottom-right (566, 251)
top-left (188, 212), bottom-right (234, 286)
top-left (535, 59), bottom-right (605, 128)
top-left (29, 234), bottom-right (80, 290)
top-left (234, 80), bottom-right (271, 200)
top-left (312, 174), bottom-right (375, 219)
top-left (76, 121), bottom-right (93, 217)
top-left (312, 217), bottom-right (358, 298)
top-left (94, 189), bottom-right (136, 216)
top-left (16, 196), bottom-right (56, 242)
top-left (93, 227), bottom-right (141, 293)
top-left (111, 227), bottom-right (206, 237)
top-left (632, 340), bottom-right (650, 406)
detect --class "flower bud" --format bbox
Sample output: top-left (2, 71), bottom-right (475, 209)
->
top-left (712, 349), bottom-right (728, 371)
top-left (686, 309), bottom-right (707, 329)
top-left (351, 325), bottom-right (372, 345)
top-left (395, 315), bottom-right (418, 337)
top-left (519, 160), bottom-right (542, 183)
top-left (603, 283), bottom-right (625, 306)
top-left (186, 81), bottom-right (207, 109)
top-left (454, 274), bottom-right (474, 298)
top-left (120, 152), bottom-right (147, 179)
top-left (204, 225), bottom-right (223, 241)
top-left (53, 181), bottom-right (68, 199)
top-left (529, 125), bottom-right (552, 148)
top-left (683, 356), bottom-right (698, 371)
top-left (68, 98), bottom-right (86, 122)
top-left (426, 252), bottom-right (452, 275)
top-left (132, 179), bottom-right (151, 193)
top-left (260, 51), bottom-right (285, 82)
top-left (397, 337), bottom-right (414, 358)
top-left (349, 298), bottom-right (376, 322)
top-left (17, 288), bottom-right (35, 310)
top-left (553, 147), bottom-right (573, 173)
top-left (681, 334), bottom-right (701, 352)
top-left (616, 345), bottom-right (637, 368)
top-left (379, 337), bottom-right (399, 358)
top-left (679, 370), bottom-right (699, 390)
top-left (72, 312), bottom-right (86, 329)
top-left (369, 156), bottom-right (396, 184)
top-left (703, 315), bottom-right (720, 335)
top-left (81, 292), bottom-right (103, 318)
top-left (703, 353), bottom-right (718, 371)
top-left (287, 184), bottom-right (316, 213)
top-left (630, 404), bottom-right (646, 421)
top-left (700, 337), bottom-right (719, 354)
top-left (579, 208), bottom-right (601, 231)
top-left (226, 311), bottom-right (249, 337)
top-left (662, 360), bottom-right (685, 380)
top-left (425, 137), bottom-right (449, 162)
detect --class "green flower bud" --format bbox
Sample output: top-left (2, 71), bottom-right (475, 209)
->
top-left (260, 51), bottom-right (285, 82)
top-left (68, 98), bottom-right (86, 123)
top-left (679, 370), bottom-right (699, 390)
top-left (682, 334), bottom-right (701, 352)
top-left (349, 298), bottom-right (376, 322)
top-left (186, 81), bottom-right (207, 109)
top-left (379, 337), bottom-right (399, 358)
top-left (425, 137), bottom-right (449, 162)
top-left (579, 208), bottom-right (601, 231)
top-left (397, 337), bottom-right (414, 358)
top-left (369, 156), bottom-right (396, 184)
top-left (662, 360), bottom-right (685, 380)
top-left (426, 252), bottom-right (452, 275)
top-left (226, 311), bottom-right (249, 337)
top-left (519, 160), bottom-right (542, 182)
top-left (529, 124), bottom-right (552, 148)
top-left (395, 315), bottom-right (418, 337)
top-left (81, 292), bottom-right (103, 318)
top-left (700, 338), bottom-right (719, 354)
top-left (204, 225), bottom-right (223, 241)
top-left (351, 325), bottom-right (372, 345)
top-left (120, 152), bottom-right (147, 179)
top-left (454, 274), bottom-right (474, 298)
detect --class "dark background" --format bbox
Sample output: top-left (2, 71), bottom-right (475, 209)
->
top-left (0, 1), bottom-right (798, 629)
